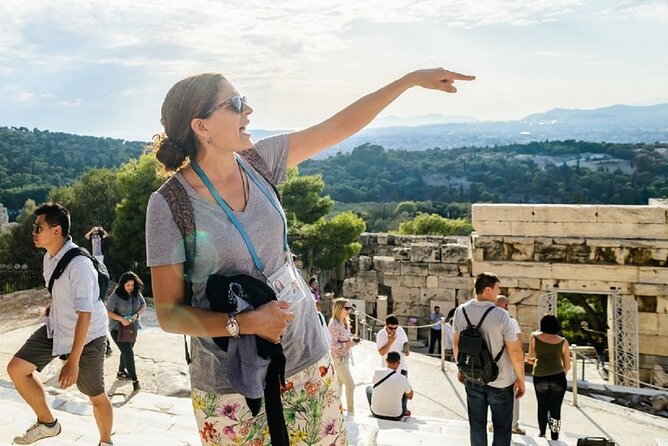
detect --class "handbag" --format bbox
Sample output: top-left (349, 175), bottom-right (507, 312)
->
top-left (117, 323), bottom-right (137, 342)
top-left (577, 438), bottom-right (615, 446)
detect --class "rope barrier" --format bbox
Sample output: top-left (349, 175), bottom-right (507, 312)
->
top-left (353, 306), bottom-right (439, 330)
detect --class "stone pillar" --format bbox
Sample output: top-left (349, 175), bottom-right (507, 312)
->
top-left (376, 295), bottom-right (387, 321)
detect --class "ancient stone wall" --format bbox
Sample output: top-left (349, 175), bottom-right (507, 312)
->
top-left (335, 233), bottom-right (472, 340)
top-left (471, 203), bottom-right (668, 382)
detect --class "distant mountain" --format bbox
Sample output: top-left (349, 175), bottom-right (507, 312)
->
top-left (522, 103), bottom-right (668, 126)
top-left (303, 103), bottom-right (668, 158)
top-left (370, 113), bottom-right (479, 127)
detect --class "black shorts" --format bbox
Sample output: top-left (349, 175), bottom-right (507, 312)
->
top-left (14, 325), bottom-right (107, 397)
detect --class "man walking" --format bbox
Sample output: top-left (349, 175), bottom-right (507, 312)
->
top-left (428, 305), bottom-right (444, 355)
top-left (453, 272), bottom-right (526, 446)
top-left (376, 314), bottom-right (411, 416)
top-left (493, 295), bottom-right (526, 436)
top-left (7, 203), bottom-right (113, 445)
top-left (366, 351), bottom-right (414, 420)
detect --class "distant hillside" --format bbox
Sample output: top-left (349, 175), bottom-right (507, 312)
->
top-left (0, 127), bottom-right (144, 212)
top-left (299, 140), bottom-right (668, 205)
top-left (314, 103), bottom-right (668, 157)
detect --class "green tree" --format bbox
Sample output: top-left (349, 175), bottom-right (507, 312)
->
top-left (111, 153), bottom-right (165, 279)
top-left (298, 212), bottom-right (366, 270)
top-left (48, 168), bottom-right (120, 250)
top-left (279, 168), bottom-right (333, 226)
top-left (0, 200), bottom-right (43, 271)
top-left (398, 212), bottom-right (472, 236)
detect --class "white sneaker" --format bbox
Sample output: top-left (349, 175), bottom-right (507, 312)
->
top-left (13, 420), bottom-right (62, 444)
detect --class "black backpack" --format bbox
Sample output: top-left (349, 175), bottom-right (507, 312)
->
top-left (457, 306), bottom-right (506, 385)
top-left (48, 247), bottom-right (110, 301)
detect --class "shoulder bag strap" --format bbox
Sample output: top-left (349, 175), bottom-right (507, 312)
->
top-left (373, 370), bottom-right (396, 388)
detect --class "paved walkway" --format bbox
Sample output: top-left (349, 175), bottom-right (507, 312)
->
top-left (0, 308), bottom-right (666, 445)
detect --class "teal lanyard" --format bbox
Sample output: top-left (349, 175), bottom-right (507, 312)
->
top-left (191, 156), bottom-right (288, 275)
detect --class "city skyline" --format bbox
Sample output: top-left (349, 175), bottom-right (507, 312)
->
top-left (1, 0), bottom-right (666, 141)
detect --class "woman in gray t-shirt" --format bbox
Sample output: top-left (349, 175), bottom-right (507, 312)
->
top-left (146, 68), bottom-right (475, 446)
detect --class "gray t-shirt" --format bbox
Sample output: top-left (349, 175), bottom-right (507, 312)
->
top-left (453, 299), bottom-right (517, 388)
top-left (145, 134), bottom-right (328, 394)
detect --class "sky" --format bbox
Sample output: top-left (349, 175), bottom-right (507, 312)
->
top-left (0, 0), bottom-right (666, 141)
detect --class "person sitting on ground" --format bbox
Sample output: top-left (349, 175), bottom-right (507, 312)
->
top-left (366, 351), bottom-right (413, 421)
top-left (376, 314), bottom-right (411, 416)
top-left (527, 314), bottom-right (571, 441)
top-left (106, 271), bottom-right (147, 392)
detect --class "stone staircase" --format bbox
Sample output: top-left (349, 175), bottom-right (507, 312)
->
top-left (0, 384), bottom-right (581, 446)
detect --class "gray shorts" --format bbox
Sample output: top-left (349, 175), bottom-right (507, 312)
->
top-left (14, 325), bottom-right (107, 397)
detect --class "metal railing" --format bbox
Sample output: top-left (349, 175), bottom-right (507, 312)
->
top-left (569, 345), bottom-right (665, 407)
top-left (350, 304), bottom-right (453, 369)
top-left (0, 264), bottom-right (42, 295)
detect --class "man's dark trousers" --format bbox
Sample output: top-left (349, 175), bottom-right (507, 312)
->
top-left (428, 328), bottom-right (441, 354)
top-left (464, 381), bottom-right (514, 446)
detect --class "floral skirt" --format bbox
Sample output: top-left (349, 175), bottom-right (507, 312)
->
top-left (192, 354), bottom-right (347, 446)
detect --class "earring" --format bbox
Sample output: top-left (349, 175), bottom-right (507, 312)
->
top-left (206, 137), bottom-right (212, 145)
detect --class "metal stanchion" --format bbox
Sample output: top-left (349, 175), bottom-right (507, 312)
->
top-left (571, 345), bottom-right (579, 407)
top-left (440, 317), bottom-right (446, 371)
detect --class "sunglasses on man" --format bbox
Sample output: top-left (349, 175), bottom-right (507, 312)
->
top-left (203, 95), bottom-right (249, 116)
top-left (387, 325), bottom-right (398, 331)
top-left (32, 224), bottom-right (55, 234)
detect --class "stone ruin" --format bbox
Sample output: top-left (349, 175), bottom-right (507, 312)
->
top-left (327, 233), bottom-right (473, 343)
top-left (330, 200), bottom-right (668, 384)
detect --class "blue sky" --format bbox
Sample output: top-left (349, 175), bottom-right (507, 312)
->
top-left (0, 0), bottom-right (666, 141)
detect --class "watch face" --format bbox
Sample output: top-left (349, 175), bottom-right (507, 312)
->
top-left (227, 316), bottom-right (240, 337)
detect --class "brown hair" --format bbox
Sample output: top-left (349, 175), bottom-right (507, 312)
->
top-left (152, 73), bottom-right (226, 171)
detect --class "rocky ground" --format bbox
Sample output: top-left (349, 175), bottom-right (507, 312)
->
top-left (0, 288), bottom-right (191, 408)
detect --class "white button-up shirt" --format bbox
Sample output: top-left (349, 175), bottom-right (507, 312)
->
top-left (43, 239), bottom-right (108, 356)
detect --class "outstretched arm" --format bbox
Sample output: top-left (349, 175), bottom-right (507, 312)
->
top-left (287, 67), bottom-right (475, 166)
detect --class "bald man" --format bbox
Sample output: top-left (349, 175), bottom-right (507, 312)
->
top-left (493, 295), bottom-right (525, 436)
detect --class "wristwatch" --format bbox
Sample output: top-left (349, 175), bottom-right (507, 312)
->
top-left (226, 313), bottom-right (240, 338)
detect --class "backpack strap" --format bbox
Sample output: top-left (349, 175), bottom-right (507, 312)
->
top-left (476, 306), bottom-right (496, 330)
top-left (373, 370), bottom-right (396, 388)
top-left (155, 149), bottom-right (279, 365)
top-left (48, 247), bottom-right (84, 295)
top-left (157, 175), bottom-right (196, 364)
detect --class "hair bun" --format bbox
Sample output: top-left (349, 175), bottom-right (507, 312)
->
top-left (153, 133), bottom-right (186, 171)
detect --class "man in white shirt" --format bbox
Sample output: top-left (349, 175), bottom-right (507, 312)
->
top-left (366, 351), bottom-right (413, 420)
top-left (453, 273), bottom-right (526, 446)
top-left (7, 202), bottom-right (113, 446)
top-left (492, 295), bottom-right (526, 436)
top-left (376, 314), bottom-right (411, 416)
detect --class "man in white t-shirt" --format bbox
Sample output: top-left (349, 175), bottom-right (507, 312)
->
top-left (376, 314), bottom-right (411, 415)
top-left (493, 295), bottom-right (526, 436)
top-left (366, 351), bottom-right (413, 420)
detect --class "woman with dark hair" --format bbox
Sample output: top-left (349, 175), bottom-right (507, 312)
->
top-left (145, 67), bottom-right (474, 446)
top-left (527, 314), bottom-right (571, 440)
top-left (106, 271), bottom-right (146, 391)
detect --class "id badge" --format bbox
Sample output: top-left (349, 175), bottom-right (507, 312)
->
top-left (267, 258), bottom-right (307, 305)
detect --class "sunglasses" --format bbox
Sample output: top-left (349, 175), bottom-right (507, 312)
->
top-left (32, 224), bottom-right (54, 234)
top-left (387, 325), bottom-right (398, 331)
top-left (343, 306), bottom-right (352, 311)
top-left (203, 95), bottom-right (249, 116)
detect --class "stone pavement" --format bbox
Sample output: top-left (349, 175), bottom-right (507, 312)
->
top-left (0, 307), bottom-right (666, 445)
